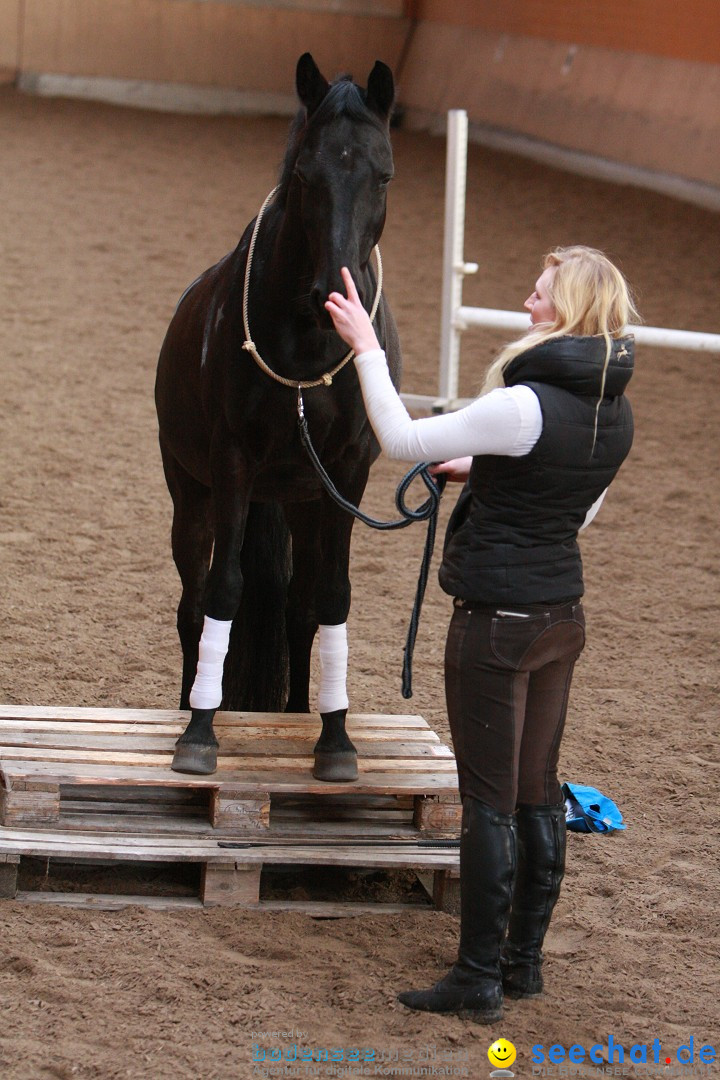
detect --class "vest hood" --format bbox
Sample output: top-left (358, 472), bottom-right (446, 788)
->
top-left (504, 334), bottom-right (634, 398)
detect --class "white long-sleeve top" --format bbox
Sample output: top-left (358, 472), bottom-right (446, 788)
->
top-left (354, 348), bottom-right (606, 530)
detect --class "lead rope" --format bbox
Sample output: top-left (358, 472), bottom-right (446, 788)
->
top-left (242, 187), bottom-right (443, 697)
top-left (298, 391), bottom-right (446, 698)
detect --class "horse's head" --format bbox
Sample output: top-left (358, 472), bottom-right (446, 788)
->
top-left (289, 53), bottom-right (395, 328)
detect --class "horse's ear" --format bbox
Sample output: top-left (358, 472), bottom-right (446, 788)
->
top-left (365, 61), bottom-right (395, 121)
top-left (296, 52), bottom-right (330, 116)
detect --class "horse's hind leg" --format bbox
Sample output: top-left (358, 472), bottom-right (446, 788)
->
top-left (283, 503), bottom-right (321, 715)
top-left (159, 442), bottom-right (213, 714)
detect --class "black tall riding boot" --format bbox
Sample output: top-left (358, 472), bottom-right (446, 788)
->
top-left (397, 797), bottom-right (516, 1023)
top-left (501, 802), bottom-right (566, 998)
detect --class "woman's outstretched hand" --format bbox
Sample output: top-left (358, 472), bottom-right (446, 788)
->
top-left (325, 267), bottom-right (381, 356)
top-left (429, 457), bottom-right (472, 483)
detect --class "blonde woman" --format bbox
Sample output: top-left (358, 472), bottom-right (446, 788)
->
top-left (326, 246), bottom-right (637, 1023)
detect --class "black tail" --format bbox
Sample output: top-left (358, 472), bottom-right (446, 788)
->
top-left (221, 501), bottom-right (291, 711)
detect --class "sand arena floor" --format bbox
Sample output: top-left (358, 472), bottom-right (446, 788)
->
top-left (0, 86), bottom-right (718, 1078)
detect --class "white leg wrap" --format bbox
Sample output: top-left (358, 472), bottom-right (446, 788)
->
top-left (189, 616), bottom-right (233, 711)
top-left (316, 622), bottom-right (349, 714)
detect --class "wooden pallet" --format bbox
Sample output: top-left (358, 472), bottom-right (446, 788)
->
top-left (0, 828), bottom-right (460, 912)
top-left (0, 706), bottom-right (461, 911)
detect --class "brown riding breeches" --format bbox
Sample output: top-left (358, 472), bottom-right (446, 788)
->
top-left (444, 599), bottom-right (586, 814)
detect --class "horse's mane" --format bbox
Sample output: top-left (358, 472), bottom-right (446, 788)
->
top-left (276, 76), bottom-right (387, 203)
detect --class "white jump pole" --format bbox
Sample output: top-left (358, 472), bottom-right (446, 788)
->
top-left (457, 305), bottom-right (720, 354)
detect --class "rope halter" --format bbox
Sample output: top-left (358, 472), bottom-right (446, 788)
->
top-left (241, 186), bottom-right (383, 389)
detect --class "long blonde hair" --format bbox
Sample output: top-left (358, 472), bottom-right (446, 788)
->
top-left (480, 246), bottom-right (639, 396)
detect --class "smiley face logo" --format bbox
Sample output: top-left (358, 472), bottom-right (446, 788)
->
top-left (488, 1039), bottom-right (517, 1070)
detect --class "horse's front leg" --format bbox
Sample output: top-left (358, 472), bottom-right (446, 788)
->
top-left (310, 465), bottom-right (369, 782)
top-left (283, 502), bottom-right (354, 781)
top-left (314, 621), bottom-right (355, 781)
top-left (172, 457), bottom-right (250, 776)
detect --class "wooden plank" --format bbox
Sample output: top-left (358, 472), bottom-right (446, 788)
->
top-left (54, 813), bottom-right (421, 839)
top-left (60, 799), bottom-right (206, 817)
top-left (0, 716), bottom-right (438, 737)
top-left (273, 792), bottom-right (416, 808)
top-left (0, 826), bottom-right (460, 855)
top-left (13, 892), bottom-right (421, 915)
top-left (1, 751), bottom-right (458, 773)
top-left (6, 779), bottom-right (62, 792)
top-left (416, 868), bottom-right (462, 913)
top-left (201, 861), bottom-right (261, 905)
top-left (14, 890), bottom-right (203, 912)
top-left (58, 801), bottom-right (414, 823)
top-left (431, 868), bottom-right (461, 915)
top-left (0, 828), bottom-right (231, 853)
top-left (0, 733), bottom-right (452, 757)
top-left (1, 788), bottom-right (60, 827)
top-left (210, 788), bottom-right (270, 830)
top-left (1, 761), bottom-right (458, 795)
top-left (226, 847), bottom-right (459, 870)
top-left (0, 751), bottom-right (455, 768)
top-left (414, 793), bottom-right (462, 833)
top-left (7, 844), bottom-right (458, 868)
top-left (60, 804), bottom-right (208, 824)
top-left (271, 812), bottom-right (414, 825)
top-left (57, 813), bottom-right (214, 835)
top-left (0, 706), bottom-right (428, 727)
top-left (0, 706), bottom-right (193, 724)
top-left (0, 719), bottom-right (187, 736)
top-left (0, 829), bottom-right (460, 869)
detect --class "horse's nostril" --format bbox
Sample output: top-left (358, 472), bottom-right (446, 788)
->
top-left (310, 287), bottom-right (333, 326)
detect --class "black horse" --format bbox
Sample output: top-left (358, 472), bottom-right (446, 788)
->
top-left (155, 54), bottom-right (400, 781)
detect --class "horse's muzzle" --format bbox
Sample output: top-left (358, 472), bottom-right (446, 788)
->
top-left (311, 278), bottom-right (365, 325)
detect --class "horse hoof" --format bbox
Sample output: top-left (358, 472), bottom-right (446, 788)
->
top-left (312, 749), bottom-right (359, 782)
top-left (171, 742), bottom-right (218, 775)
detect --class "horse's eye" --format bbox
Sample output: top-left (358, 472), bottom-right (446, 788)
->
top-left (380, 174), bottom-right (394, 187)
top-left (293, 168), bottom-right (308, 186)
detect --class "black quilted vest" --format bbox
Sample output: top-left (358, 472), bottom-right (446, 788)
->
top-left (439, 335), bottom-right (634, 604)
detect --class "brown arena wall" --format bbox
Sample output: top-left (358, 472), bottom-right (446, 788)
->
top-left (406, 0), bottom-right (720, 66)
top-left (0, 0), bottom-right (20, 82)
top-left (3, 0), bottom-right (410, 110)
top-left (399, 0), bottom-right (720, 192)
top-left (2, 0), bottom-right (718, 194)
